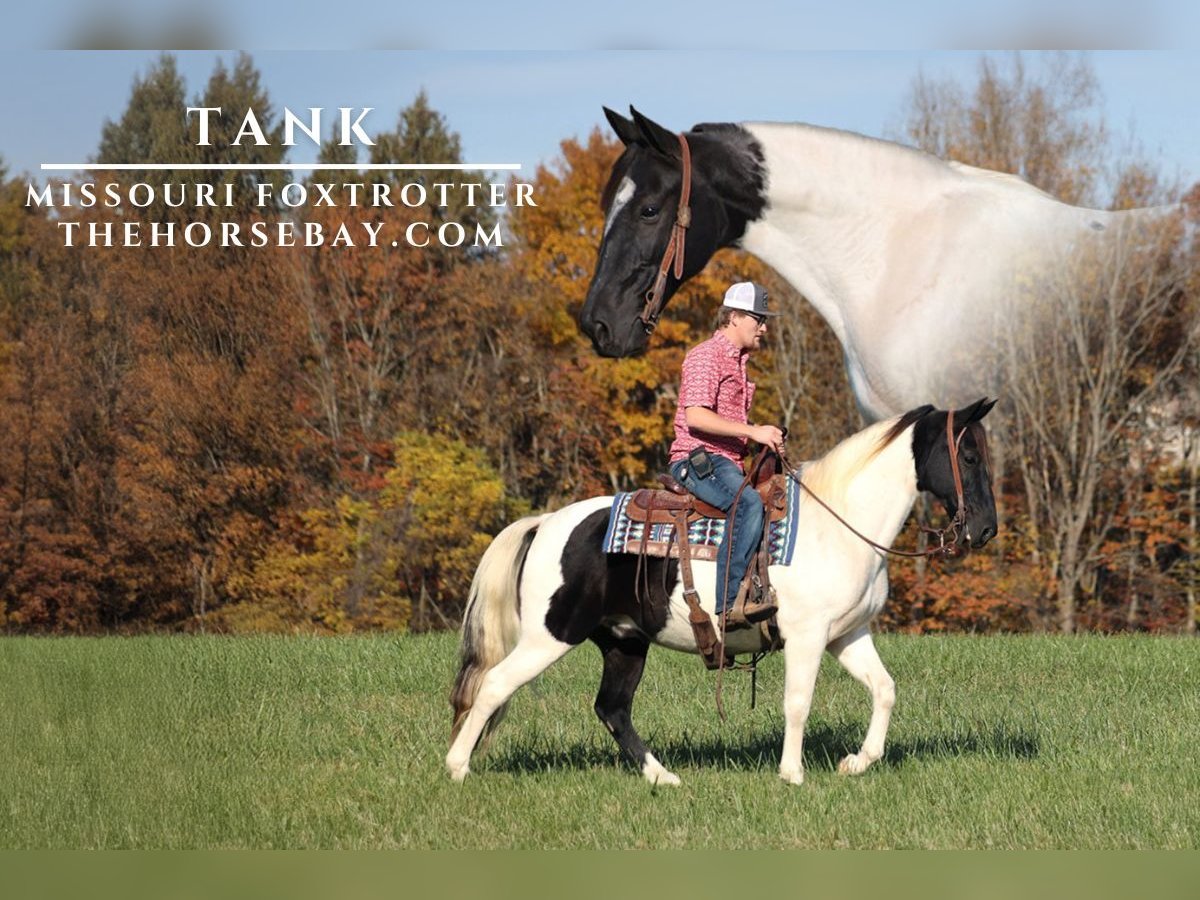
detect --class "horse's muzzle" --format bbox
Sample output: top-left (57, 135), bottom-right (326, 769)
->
top-left (582, 315), bottom-right (649, 358)
top-left (971, 525), bottom-right (996, 549)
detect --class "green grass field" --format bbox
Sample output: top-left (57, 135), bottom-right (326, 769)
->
top-left (1, 632), bottom-right (1196, 848)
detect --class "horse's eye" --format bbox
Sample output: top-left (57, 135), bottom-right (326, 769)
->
top-left (640, 205), bottom-right (660, 220)
top-left (962, 451), bottom-right (979, 467)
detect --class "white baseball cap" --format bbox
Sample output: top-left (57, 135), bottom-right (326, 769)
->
top-left (722, 281), bottom-right (779, 317)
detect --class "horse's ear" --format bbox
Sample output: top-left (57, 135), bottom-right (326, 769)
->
top-left (956, 397), bottom-right (997, 424)
top-left (630, 107), bottom-right (680, 160)
top-left (604, 106), bottom-right (641, 147)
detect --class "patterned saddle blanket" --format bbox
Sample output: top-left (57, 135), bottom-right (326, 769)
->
top-left (602, 469), bottom-right (806, 564)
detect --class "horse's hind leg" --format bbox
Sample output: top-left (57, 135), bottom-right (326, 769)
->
top-left (592, 632), bottom-right (680, 787)
top-left (445, 631), bottom-right (572, 782)
top-left (828, 626), bottom-right (895, 776)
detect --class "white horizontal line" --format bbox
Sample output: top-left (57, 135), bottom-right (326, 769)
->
top-left (40, 162), bottom-right (522, 171)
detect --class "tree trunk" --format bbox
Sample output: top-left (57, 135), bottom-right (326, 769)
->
top-left (1125, 544), bottom-right (1138, 631)
top-left (1057, 540), bottom-right (1077, 634)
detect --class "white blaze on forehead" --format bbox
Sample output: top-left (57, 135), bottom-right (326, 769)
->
top-left (604, 176), bottom-right (636, 236)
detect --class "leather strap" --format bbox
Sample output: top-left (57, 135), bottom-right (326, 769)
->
top-left (674, 507), bottom-right (720, 669)
top-left (639, 132), bottom-right (692, 333)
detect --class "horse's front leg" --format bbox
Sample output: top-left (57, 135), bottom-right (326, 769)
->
top-left (778, 626), bottom-right (828, 786)
top-left (828, 625), bottom-right (895, 776)
top-left (592, 632), bottom-right (679, 786)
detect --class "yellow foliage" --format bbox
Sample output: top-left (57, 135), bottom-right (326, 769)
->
top-left (219, 496), bottom-right (409, 634)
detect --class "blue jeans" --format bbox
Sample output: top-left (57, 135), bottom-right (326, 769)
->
top-left (669, 454), bottom-right (764, 615)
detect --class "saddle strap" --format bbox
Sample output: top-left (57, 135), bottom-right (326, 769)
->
top-left (674, 507), bottom-right (721, 669)
top-left (757, 498), bottom-right (772, 596)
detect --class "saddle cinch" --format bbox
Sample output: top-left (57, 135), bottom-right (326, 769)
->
top-left (625, 452), bottom-right (787, 670)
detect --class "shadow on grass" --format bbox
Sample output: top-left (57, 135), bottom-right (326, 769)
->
top-left (481, 719), bottom-right (1039, 777)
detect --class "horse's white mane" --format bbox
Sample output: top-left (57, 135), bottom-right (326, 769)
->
top-left (801, 414), bottom-right (913, 501)
top-left (746, 121), bottom-right (1070, 207)
top-left (747, 121), bottom-right (954, 183)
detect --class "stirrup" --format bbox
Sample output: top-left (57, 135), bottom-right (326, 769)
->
top-left (726, 579), bottom-right (777, 628)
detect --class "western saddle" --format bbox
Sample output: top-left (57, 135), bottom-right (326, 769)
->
top-left (623, 451), bottom-right (786, 669)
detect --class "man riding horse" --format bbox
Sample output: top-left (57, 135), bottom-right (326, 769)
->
top-left (667, 281), bottom-right (786, 629)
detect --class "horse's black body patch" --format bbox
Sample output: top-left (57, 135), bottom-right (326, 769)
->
top-left (542, 509), bottom-right (680, 773)
top-left (544, 510), bottom-right (677, 646)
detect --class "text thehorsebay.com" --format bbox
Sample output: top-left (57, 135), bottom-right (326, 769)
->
top-left (26, 105), bottom-right (538, 249)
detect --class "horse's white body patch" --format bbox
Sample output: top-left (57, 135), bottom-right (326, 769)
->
top-left (603, 176), bottom-right (636, 236)
top-left (735, 123), bottom-right (1167, 420)
top-left (600, 614), bottom-right (644, 640)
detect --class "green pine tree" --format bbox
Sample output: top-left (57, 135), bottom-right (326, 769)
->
top-left (369, 89), bottom-right (497, 241)
top-left (193, 52), bottom-right (287, 213)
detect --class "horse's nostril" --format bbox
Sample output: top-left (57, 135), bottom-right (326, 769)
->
top-left (978, 526), bottom-right (996, 545)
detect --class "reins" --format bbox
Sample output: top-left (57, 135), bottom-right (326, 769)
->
top-left (778, 411), bottom-right (969, 559)
top-left (639, 132), bottom-right (692, 334)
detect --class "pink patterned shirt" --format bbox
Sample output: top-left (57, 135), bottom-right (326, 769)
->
top-left (669, 331), bottom-right (757, 463)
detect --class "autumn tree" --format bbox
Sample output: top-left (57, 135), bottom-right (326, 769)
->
top-left (999, 222), bottom-right (1195, 632)
top-left (379, 432), bottom-right (522, 630)
top-left (893, 52), bottom-right (1199, 633)
top-left (898, 52), bottom-right (1108, 205)
top-left (221, 431), bottom-right (518, 632)
top-left (292, 90), bottom-right (496, 490)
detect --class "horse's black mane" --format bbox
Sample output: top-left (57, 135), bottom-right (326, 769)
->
top-left (599, 121), bottom-right (767, 228)
top-left (879, 405), bottom-right (935, 452)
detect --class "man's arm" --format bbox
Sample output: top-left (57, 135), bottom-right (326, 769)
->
top-left (684, 407), bottom-right (784, 453)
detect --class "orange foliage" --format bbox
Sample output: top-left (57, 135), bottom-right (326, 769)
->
top-left (1, 71), bottom-right (1194, 635)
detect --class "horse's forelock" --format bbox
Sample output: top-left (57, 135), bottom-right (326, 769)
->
top-left (968, 421), bottom-right (992, 475)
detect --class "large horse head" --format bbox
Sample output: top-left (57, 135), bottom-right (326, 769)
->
top-left (910, 398), bottom-right (999, 550)
top-left (580, 107), bottom-right (767, 357)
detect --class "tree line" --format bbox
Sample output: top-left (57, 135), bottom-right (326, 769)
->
top-left (0, 52), bottom-right (1196, 635)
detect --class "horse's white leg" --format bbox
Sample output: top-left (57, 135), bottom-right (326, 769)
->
top-left (829, 626), bottom-right (895, 776)
top-left (445, 631), bottom-right (572, 782)
top-left (777, 626), bottom-right (828, 786)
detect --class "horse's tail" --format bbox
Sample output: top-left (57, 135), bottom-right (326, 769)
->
top-left (450, 514), bottom-right (545, 746)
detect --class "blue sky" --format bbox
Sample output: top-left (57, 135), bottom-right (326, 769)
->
top-left (3, 51), bottom-right (1198, 193)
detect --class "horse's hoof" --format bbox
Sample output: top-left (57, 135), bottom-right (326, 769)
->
top-left (642, 757), bottom-right (681, 787)
top-left (447, 760), bottom-right (471, 783)
top-left (838, 753), bottom-right (870, 775)
top-left (778, 767), bottom-right (805, 786)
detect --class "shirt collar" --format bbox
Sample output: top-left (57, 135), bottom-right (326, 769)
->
top-left (712, 330), bottom-right (746, 359)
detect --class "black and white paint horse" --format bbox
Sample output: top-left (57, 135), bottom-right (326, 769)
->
top-left (580, 108), bottom-right (1166, 421)
top-left (447, 400), bottom-right (997, 786)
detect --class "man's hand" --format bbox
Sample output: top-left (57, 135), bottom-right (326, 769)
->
top-left (748, 424), bottom-right (785, 453)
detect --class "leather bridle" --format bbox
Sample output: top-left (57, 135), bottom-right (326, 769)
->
top-left (638, 132), bottom-right (692, 334)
